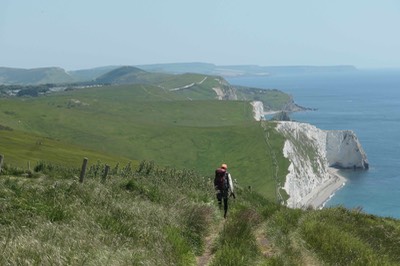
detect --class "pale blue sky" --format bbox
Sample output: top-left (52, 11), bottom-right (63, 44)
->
top-left (1, 0), bottom-right (400, 70)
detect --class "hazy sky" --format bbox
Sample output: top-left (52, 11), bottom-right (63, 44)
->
top-left (1, 0), bottom-right (400, 70)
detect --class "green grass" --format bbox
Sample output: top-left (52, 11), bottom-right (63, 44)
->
top-left (0, 162), bottom-right (216, 265)
top-left (0, 83), bottom-right (287, 199)
top-left (299, 207), bottom-right (400, 265)
top-left (234, 86), bottom-right (293, 110)
top-left (1, 162), bottom-right (400, 265)
top-left (0, 129), bottom-right (131, 168)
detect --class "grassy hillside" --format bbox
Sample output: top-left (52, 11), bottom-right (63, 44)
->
top-left (0, 129), bottom-right (131, 169)
top-left (1, 162), bottom-right (399, 265)
top-left (68, 66), bottom-right (121, 81)
top-left (95, 66), bottom-right (171, 85)
top-left (0, 67), bottom-right (74, 85)
top-left (0, 81), bottom-right (289, 199)
top-left (234, 86), bottom-right (293, 111)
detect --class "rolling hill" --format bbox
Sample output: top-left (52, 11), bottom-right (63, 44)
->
top-left (95, 66), bottom-right (170, 84)
top-left (67, 65), bottom-right (121, 82)
top-left (0, 67), bottom-right (74, 85)
top-left (0, 72), bottom-right (295, 198)
top-left (0, 63), bottom-right (358, 86)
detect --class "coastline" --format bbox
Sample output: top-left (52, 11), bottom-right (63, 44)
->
top-left (251, 103), bottom-right (349, 211)
top-left (250, 100), bottom-right (280, 121)
top-left (300, 168), bottom-right (346, 209)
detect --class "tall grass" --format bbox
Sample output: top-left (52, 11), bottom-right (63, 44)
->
top-left (0, 161), bottom-right (215, 265)
top-left (298, 207), bottom-right (400, 265)
top-left (2, 161), bottom-right (400, 265)
top-left (263, 206), bottom-right (400, 265)
top-left (211, 207), bottom-right (262, 266)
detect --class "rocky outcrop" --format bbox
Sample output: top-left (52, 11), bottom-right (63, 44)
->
top-left (275, 121), bottom-right (368, 208)
top-left (326, 131), bottom-right (369, 169)
top-left (212, 78), bottom-right (238, 100)
top-left (281, 98), bottom-right (315, 112)
top-left (250, 99), bottom-right (314, 122)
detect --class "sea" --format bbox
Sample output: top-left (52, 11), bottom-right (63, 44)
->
top-left (227, 69), bottom-right (400, 219)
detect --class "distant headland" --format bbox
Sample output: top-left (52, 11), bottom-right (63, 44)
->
top-left (0, 63), bottom-right (358, 85)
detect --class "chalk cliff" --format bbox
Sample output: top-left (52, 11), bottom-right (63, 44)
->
top-left (326, 131), bottom-right (369, 169)
top-left (275, 121), bottom-right (368, 208)
top-left (250, 100), bottom-right (310, 122)
top-left (251, 101), bottom-right (265, 121)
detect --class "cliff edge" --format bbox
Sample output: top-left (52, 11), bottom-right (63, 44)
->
top-left (275, 121), bottom-right (368, 208)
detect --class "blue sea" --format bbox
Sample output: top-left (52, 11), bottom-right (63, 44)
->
top-left (227, 70), bottom-right (400, 219)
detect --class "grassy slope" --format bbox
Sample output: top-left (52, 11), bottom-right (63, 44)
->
top-left (0, 129), bottom-right (131, 168)
top-left (234, 86), bottom-right (293, 110)
top-left (0, 67), bottom-right (74, 85)
top-left (0, 83), bottom-right (285, 199)
top-left (1, 163), bottom-right (400, 265)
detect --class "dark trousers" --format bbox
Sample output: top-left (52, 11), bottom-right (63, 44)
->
top-left (217, 191), bottom-right (229, 218)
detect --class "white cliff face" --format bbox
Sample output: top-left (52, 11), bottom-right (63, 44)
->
top-left (251, 101), bottom-right (265, 121)
top-left (326, 130), bottom-right (369, 169)
top-left (276, 121), bottom-right (368, 208)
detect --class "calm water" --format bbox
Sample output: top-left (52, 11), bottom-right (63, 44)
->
top-left (227, 70), bottom-right (400, 218)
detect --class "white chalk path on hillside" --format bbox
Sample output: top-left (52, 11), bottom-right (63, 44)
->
top-left (169, 77), bottom-right (207, 91)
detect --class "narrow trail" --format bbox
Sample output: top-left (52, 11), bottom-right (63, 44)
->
top-left (196, 221), bottom-right (274, 265)
top-left (261, 122), bottom-right (283, 204)
top-left (169, 76), bottom-right (208, 91)
top-left (254, 222), bottom-right (274, 258)
top-left (196, 219), bottom-right (225, 266)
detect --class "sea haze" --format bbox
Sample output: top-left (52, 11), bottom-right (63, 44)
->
top-left (227, 69), bottom-right (400, 219)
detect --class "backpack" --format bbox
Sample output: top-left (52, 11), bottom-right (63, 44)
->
top-left (215, 168), bottom-right (229, 192)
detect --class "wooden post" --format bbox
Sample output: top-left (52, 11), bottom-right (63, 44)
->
top-left (80, 157), bottom-right (88, 183)
top-left (0, 154), bottom-right (4, 173)
top-left (102, 164), bottom-right (110, 181)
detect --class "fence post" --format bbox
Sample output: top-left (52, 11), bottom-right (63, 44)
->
top-left (79, 157), bottom-right (88, 183)
top-left (102, 164), bottom-right (110, 181)
top-left (0, 154), bottom-right (4, 173)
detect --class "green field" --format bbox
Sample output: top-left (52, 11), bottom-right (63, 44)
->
top-left (0, 82), bottom-right (289, 199)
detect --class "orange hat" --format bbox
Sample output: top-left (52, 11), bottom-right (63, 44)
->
top-left (221, 163), bottom-right (227, 169)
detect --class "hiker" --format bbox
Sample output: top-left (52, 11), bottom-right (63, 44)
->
top-left (214, 163), bottom-right (235, 218)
